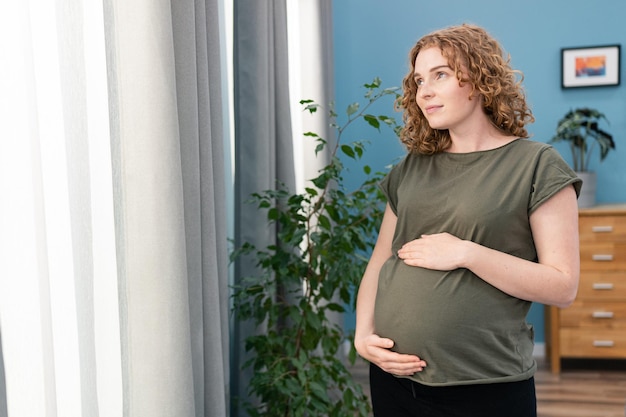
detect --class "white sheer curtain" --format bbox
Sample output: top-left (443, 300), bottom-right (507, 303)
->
top-left (0, 0), bottom-right (230, 416)
top-left (287, 0), bottom-right (335, 191)
top-left (1, 1), bottom-right (122, 415)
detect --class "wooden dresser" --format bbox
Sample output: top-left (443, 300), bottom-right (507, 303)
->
top-left (546, 204), bottom-right (626, 374)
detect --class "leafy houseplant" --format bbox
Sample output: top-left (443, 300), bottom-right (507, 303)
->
top-left (550, 107), bottom-right (615, 172)
top-left (549, 108), bottom-right (615, 208)
top-left (231, 78), bottom-right (401, 417)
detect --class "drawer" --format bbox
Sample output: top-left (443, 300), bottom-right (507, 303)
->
top-left (577, 271), bottom-right (626, 300)
top-left (580, 242), bottom-right (626, 271)
top-left (560, 301), bottom-right (626, 328)
top-left (579, 215), bottom-right (626, 243)
top-left (560, 328), bottom-right (626, 358)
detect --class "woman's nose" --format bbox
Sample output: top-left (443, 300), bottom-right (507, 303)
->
top-left (417, 83), bottom-right (433, 99)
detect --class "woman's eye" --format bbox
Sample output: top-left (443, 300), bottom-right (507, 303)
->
top-left (436, 71), bottom-right (447, 80)
top-left (415, 78), bottom-right (424, 86)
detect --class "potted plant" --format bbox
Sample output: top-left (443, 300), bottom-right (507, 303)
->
top-left (231, 78), bottom-right (400, 417)
top-left (550, 107), bottom-right (615, 207)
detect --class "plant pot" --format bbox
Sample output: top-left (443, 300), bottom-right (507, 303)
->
top-left (576, 171), bottom-right (596, 208)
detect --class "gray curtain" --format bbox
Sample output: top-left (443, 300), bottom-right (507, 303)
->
top-left (231, 0), bottom-right (296, 414)
top-left (171, 0), bottom-right (230, 415)
top-left (107, 0), bottom-right (230, 415)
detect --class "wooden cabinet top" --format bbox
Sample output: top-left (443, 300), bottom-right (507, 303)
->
top-left (580, 204), bottom-right (626, 217)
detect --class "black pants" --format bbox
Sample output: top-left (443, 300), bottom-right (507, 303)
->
top-left (369, 363), bottom-right (537, 417)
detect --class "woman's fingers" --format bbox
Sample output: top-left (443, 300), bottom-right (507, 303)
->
top-left (376, 350), bottom-right (427, 375)
top-left (364, 336), bottom-right (427, 375)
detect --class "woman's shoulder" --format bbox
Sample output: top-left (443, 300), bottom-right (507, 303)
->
top-left (510, 138), bottom-right (553, 151)
top-left (504, 138), bottom-right (558, 160)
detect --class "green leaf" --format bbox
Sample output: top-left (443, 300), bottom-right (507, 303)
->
top-left (354, 143), bottom-right (364, 158)
top-left (364, 114), bottom-right (380, 130)
top-left (245, 285), bottom-right (264, 295)
top-left (326, 303), bottom-right (345, 312)
top-left (318, 214), bottom-right (331, 230)
top-left (348, 344), bottom-right (357, 364)
top-left (341, 144), bottom-right (355, 159)
top-left (363, 77), bottom-right (382, 89)
top-left (383, 86), bottom-right (399, 93)
top-left (325, 205), bottom-right (340, 222)
top-left (379, 115), bottom-right (397, 126)
top-left (303, 131), bottom-right (320, 138)
top-left (301, 100), bottom-right (320, 113)
top-left (346, 102), bottom-right (359, 116)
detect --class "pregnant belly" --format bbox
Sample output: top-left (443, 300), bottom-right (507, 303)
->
top-left (373, 259), bottom-right (516, 357)
top-left (373, 259), bottom-right (535, 384)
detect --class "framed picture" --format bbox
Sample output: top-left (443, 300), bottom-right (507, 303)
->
top-left (561, 45), bottom-right (621, 88)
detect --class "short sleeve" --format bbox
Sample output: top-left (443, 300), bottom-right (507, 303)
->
top-left (379, 155), bottom-right (409, 215)
top-left (529, 146), bottom-right (583, 213)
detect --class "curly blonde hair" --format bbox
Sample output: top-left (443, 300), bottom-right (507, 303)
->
top-left (398, 24), bottom-right (534, 155)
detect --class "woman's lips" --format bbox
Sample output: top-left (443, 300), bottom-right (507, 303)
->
top-left (424, 105), bottom-right (442, 114)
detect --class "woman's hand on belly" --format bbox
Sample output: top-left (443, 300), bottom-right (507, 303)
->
top-left (355, 333), bottom-right (427, 376)
top-left (398, 232), bottom-right (468, 271)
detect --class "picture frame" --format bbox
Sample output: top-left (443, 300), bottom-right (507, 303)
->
top-left (561, 44), bottom-right (621, 88)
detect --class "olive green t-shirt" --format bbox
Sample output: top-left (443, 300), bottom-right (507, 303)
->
top-left (375, 139), bottom-right (582, 386)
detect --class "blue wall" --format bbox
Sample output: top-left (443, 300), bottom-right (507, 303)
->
top-left (334, 0), bottom-right (626, 343)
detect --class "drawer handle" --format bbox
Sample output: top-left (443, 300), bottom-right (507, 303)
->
top-left (592, 225), bottom-right (614, 233)
top-left (592, 254), bottom-right (614, 261)
top-left (592, 311), bottom-right (614, 319)
top-left (593, 283), bottom-right (614, 290)
top-left (593, 340), bottom-right (615, 347)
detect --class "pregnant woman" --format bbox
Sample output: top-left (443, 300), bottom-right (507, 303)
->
top-left (354, 23), bottom-right (582, 417)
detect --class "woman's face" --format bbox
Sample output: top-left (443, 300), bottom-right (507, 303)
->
top-left (413, 47), bottom-right (483, 133)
